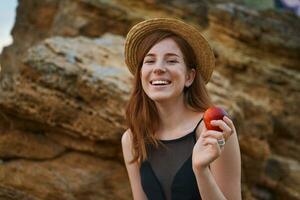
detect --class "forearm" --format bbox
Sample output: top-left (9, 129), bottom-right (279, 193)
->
top-left (193, 166), bottom-right (227, 200)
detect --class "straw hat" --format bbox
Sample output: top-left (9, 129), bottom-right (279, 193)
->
top-left (124, 18), bottom-right (215, 84)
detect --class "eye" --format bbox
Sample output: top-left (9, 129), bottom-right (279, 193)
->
top-left (167, 60), bottom-right (178, 64)
top-left (144, 60), bottom-right (155, 64)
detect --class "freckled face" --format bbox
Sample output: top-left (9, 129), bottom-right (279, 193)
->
top-left (141, 38), bottom-right (194, 102)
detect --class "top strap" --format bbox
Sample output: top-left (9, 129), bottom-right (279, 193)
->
top-left (192, 117), bottom-right (203, 132)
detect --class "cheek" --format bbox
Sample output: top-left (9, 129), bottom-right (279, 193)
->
top-left (174, 69), bottom-right (187, 83)
top-left (140, 68), bottom-right (149, 89)
top-left (140, 66), bottom-right (148, 78)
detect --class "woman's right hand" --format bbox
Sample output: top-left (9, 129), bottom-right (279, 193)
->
top-left (192, 116), bottom-right (234, 171)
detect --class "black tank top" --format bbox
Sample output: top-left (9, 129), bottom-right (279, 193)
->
top-left (140, 118), bottom-right (203, 200)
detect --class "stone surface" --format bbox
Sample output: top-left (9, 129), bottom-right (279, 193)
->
top-left (207, 4), bottom-right (300, 199)
top-left (1, 34), bottom-right (131, 141)
top-left (0, 129), bottom-right (65, 160)
top-left (0, 152), bottom-right (131, 200)
top-left (0, 33), bottom-right (133, 198)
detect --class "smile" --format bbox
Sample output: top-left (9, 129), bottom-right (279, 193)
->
top-left (150, 80), bottom-right (172, 86)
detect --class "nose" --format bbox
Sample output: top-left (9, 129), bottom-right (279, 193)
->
top-left (153, 62), bottom-right (167, 74)
top-left (153, 68), bottom-right (166, 74)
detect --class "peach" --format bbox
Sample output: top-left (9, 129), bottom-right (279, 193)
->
top-left (203, 106), bottom-right (228, 131)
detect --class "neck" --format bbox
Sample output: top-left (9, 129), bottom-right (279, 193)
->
top-left (155, 95), bottom-right (196, 132)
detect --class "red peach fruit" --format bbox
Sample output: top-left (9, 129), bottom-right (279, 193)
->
top-left (203, 106), bottom-right (229, 131)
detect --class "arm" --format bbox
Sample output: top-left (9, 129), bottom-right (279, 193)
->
top-left (210, 131), bottom-right (241, 199)
top-left (121, 129), bottom-right (148, 200)
top-left (192, 116), bottom-right (241, 200)
top-left (193, 131), bottom-right (241, 200)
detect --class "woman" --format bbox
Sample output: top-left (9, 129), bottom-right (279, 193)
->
top-left (121, 18), bottom-right (241, 200)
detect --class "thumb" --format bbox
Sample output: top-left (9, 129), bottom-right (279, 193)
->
top-left (200, 124), bottom-right (207, 137)
top-left (202, 124), bottom-right (207, 132)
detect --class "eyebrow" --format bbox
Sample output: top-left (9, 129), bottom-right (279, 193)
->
top-left (145, 53), bottom-right (180, 58)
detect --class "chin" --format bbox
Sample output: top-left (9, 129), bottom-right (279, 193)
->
top-left (143, 87), bottom-right (184, 103)
top-left (144, 92), bottom-right (169, 101)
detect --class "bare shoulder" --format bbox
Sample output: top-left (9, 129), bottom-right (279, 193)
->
top-left (121, 129), bottom-right (148, 199)
top-left (121, 129), bottom-right (134, 163)
top-left (121, 129), bottom-right (132, 146)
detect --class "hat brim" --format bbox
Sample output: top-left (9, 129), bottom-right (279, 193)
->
top-left (124, 18), bottom-right (215, 84)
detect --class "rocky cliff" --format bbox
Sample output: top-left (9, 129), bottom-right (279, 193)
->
top-left (0, 0), bottom-right (299, 199)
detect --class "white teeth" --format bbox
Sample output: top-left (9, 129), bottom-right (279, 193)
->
top-left (151, 80), bottom-right (170, 85)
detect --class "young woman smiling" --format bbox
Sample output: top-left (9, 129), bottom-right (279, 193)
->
top-left (121, 18), bottom-right (241, 200)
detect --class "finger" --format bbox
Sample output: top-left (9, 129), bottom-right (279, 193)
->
top-left (223, 116), bottom-right (235, 136)
top-left (203, 137), bottom-right (219, 148)
top-left (223, 115), bottom-right (233, 126)
top-left (210, 119), bottom-right (232, 140)
top-left (203, 137), bottom-right (217, 145)
top-left (210, 119), bottom-right (231, 133)
top-left (202, 130), bottom-right (224, 140)
top-left (201, 123), bottom-right (207, 132)
top-left (223, 116), bottom-right (235, 131)
top-left (217, 137), bottom-right (226, 149)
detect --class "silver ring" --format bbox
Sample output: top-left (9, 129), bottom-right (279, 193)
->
top-left (217, 138), bottom-right (225, 147)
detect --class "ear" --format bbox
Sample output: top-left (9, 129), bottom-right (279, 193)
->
top-left (185, 68), bottom-right (196, 87)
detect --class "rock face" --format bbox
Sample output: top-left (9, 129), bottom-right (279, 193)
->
top-left (208, 4), bottom-right (300, 200)
top-left (0, 33), bottom-right (133, 199)
top-left (0, 152), bottom-right (130, 200)
top-left (0, 0), bottom-right (299, 199)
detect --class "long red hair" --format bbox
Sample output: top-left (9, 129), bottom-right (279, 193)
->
top-left (126, 30), bottom-right (213, 164)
